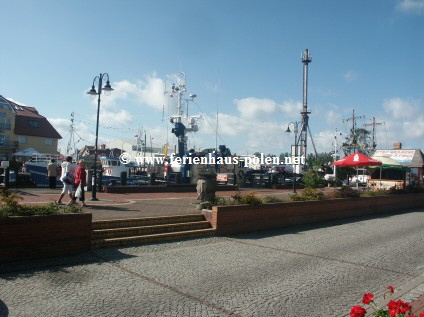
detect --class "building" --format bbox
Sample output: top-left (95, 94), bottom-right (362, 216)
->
top-left (373, 142), bottom-right (424, 187)
top-left (78, 144), bottom-right (122, 159)
top-left (0, 96), bottom-right (61, 160)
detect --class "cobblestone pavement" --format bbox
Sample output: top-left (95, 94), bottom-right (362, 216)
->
top-left (1, 209), bottom-right (424, 316)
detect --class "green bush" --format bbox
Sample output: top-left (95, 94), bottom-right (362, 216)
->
top-left (0, 189), bottom-right (81, 217)
top-left (301, 170), bottom-right (323, 188)
top-left (289, 188), bottom-right (325, 201)
top-left (327, 186), bottom-right (360, 199)
top-left (260, 196), bottom-right (285, 203)
top-left (207, 192), bottom-right (280, 208)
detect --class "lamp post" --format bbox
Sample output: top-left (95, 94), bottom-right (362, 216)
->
top-left (87, 73), bottom-right (113, 201)
top-left (286, 122), bottom-right (300, 193)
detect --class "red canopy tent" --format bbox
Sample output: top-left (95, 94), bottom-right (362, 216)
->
top-left (333, 152), bottom-right (382, 187)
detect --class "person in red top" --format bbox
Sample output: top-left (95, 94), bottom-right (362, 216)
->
top-left (73, 159), bottom-right (88, 207)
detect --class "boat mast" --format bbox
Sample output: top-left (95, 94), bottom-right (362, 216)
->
top-left (167, 72), bottom-right (199, 158)
top-left (66, 112), bottom-right (77, 159)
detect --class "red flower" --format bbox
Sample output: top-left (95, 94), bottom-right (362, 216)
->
top-left (350, 305), bottom-right (367, 317)
top-left (387, 286), bottom-right (395, 294)
top-left (420, 313), bottom-right (424, 317)
top-left (362, 293), bottom-right (374, 305)
top-left (387, 299), bottom-right (411, 317)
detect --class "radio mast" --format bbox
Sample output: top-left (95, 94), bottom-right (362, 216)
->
top-left (298, 49), bottom-right (318, 162)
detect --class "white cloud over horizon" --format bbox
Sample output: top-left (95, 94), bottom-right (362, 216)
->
top-left (396, 0), bottom-right (424, 13)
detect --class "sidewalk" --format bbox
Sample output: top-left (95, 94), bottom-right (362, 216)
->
top-left (10, 187), bottom-right (294, 221)
top-left (5, 187), bottom-right (424, 314)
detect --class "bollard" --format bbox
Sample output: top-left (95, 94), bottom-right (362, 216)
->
top-left (97, 171), bottom-right (103, 192)
top-left (149, 172), bottom-right (156, 185)
top-left (120, 171), bottom-right (127, 186)
top-left (87, 170), bottom-right (93, 191)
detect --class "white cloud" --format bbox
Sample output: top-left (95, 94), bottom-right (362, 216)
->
top-left (49, 118), bottom-right (96, 154)
top-left (402, 116), bottom-right (424, 138)
top-left (396, 0), bottom-right (424, 13)
top-left (99, 109), bottom-right (133, 126)
top-left (343, 70), bottom-right (358, 82)
top-left (234, 97), bottom-right (277, 120)
top-left (280, 99), bottom-right (302, 117)
top-left (312, 131), bottom-right (339, 154)
top-left (383, 97), bottom-right (419, 119)
top-left (325, 109), bottom-right (343, 126)
top-left (86, 73), bottom-right (167, 126)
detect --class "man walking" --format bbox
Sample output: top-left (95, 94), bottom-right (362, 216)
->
top-left (47, 159), bottom-right (58, 189)
top-left (56, 156), bottom-right (76, 205)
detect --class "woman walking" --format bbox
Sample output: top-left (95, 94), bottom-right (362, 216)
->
top-left (73, 159), bottom-right (88, 207)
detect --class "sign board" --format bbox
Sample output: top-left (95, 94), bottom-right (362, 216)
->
top-left (373, 150), bottom-right (415, 163)
top-left (216, 173), bottom-right (228, 182)
top-left (1, 161), bottom-right (10, 168)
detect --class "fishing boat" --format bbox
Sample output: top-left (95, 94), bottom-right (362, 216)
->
top-left (24, 153), bottom-right (64, 187)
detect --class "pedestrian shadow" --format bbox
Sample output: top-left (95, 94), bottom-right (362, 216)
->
top-left (0, 248), bottom-right (136, 281)
top-left (229, 209), bottom-right (417, 241)
top-left (88, 205), bottom-right (133, 211)
top-left (0, 299), bottom-right (8, 317)
top-left (8, 189), bottom-right (38, 196)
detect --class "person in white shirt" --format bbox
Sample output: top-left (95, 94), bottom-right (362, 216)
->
top-left (56, 156), bottom-right (76, 205)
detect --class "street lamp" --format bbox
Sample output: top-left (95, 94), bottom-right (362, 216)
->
top-left (286, 122), bottom-right (300, 193)
top-left (87, 73), bottom-right (113, 201)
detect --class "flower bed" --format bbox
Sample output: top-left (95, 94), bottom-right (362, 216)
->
top-left (350, 286), bottom-right (424, 317)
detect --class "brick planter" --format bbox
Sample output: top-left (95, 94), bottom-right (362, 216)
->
top-left (0, 213), bottom-right (92, 263)
top-left (203, 194), bottom-right (424, 235)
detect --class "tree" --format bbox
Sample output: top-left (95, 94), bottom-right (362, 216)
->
top-left (305, 152), bottom-right (334, 172)
top-left (342, 128), bottom-right (373, 156)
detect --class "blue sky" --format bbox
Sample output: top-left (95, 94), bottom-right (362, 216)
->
top-left (1, 0), bottom-right (423, 156)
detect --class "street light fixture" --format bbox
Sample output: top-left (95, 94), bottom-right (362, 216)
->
top-left (87, 73), bottom-right (113, 201)
top-left (286, 122), bottom-right (301, 193)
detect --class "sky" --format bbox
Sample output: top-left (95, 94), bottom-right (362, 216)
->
top-left (0, 0), bottom-right (423, 157)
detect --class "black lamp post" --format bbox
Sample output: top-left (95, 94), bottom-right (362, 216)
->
top-left (87, 73), bottom-right (113, 201)
top-left (286, 122), bottom-right (300, 193)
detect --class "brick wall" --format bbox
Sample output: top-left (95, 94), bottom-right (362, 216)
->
top-left (0, 213), bottom-right (92, 263)
top-left (204, 194), bottom-right (424, 235)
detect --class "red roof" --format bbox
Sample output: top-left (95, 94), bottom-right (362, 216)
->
top-left (6, 98), bottom-right (62, 139)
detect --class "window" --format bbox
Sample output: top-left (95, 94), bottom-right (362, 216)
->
top-left (0, 101), bottom-right (11, 110)
top-left (0, 135), bottom-right (9, 145)
top-left (44, 138), bottom-right (54, 146)
top-left (0, 116), bottom-right (11, 130)
top-left (18, 136), bottom-right (27, 144)
top-left (28, 120), bottom-right (39, 127)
